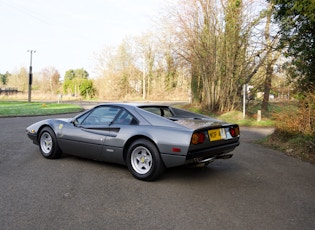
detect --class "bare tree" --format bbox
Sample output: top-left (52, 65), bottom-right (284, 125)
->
top-left (132, 33), bottom-right (157, 99)
top-left (94, 40), bottom-right (142, 100)
top-left (164, 0), bottom-right (248, 111)
top-left (6, 67), bottom-right (28, 92)
top-left (40, 67), bottom-right (60, 94)
top-left (261, 3), bottom-right (280, 111)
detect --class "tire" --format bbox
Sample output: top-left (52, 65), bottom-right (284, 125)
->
top-left (126, 139), bottom-right (165, 181)
top-left (38, 127), bottom-right (62, 159)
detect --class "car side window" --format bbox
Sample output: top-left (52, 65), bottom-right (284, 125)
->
top-left (75, 112), bottom-right (89, 125)
top-left (113, 109), bottom-right (137, 125)
top-left (81, 106), bottom-right (121, 126)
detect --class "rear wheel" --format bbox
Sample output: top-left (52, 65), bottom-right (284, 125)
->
top-left (38, 127), bottom-right (62, 159)
top-left (126, 139), bottom-right (165, 181)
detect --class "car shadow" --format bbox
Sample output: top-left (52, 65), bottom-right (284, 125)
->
top-left (36, 151), bottom-right (243, 183)
top-left (162, 159), bottom-right (242, 182)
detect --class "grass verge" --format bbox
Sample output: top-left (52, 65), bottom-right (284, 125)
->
top-left (0, 101), bottom-right (83, 117)
top-left (180, 103), bottom-right (275, 127)
top-left (261, 131), bottom-right (315, 164)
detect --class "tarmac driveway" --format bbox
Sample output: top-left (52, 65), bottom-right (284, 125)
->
top-left (0, 115), bottom-right (314, 230)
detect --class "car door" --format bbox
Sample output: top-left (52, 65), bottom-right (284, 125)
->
top-left (58, 106), bottom-right (121, 160)
top-left (99, 109), bottom-right (138, 164)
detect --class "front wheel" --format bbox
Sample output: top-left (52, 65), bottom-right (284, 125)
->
top-left (38, 127), bottom-right (62, 159)
top-left (126, 139), bottom-right (165, 181)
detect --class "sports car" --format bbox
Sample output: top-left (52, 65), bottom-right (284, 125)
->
top-left (26, 103), bottom-right (240, 181)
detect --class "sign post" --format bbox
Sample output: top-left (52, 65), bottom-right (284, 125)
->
top-left (242, 84), bottom-right (247, 119)
top-left (27, 50), bottom-right (36, 103)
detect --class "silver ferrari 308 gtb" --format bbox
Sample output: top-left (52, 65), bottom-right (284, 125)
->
top-left (26, 103), bottom-right (240, 181)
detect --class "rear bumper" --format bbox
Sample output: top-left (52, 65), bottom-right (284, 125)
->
top-left (160, 141), bottom-right (239, 168)
top-left (185, 141), bottom-right (240, 164)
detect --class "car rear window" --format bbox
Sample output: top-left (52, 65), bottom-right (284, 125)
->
top-left (140, 106), bottom-right (173, 117)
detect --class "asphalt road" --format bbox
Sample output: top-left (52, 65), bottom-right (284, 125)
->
top-left (1, 115), bottom-right (315, 230)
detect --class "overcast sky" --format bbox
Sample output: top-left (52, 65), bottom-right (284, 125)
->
top-left (0, 0), bottom-right (164, 78)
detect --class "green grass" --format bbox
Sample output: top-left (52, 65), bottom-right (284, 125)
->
top-left (0, 101), bottom-right (83, 116)
top-left (217, 110), bottom-right (275, 127)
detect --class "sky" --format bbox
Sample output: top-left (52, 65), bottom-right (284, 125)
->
top-left (0, 0), bottom-right (164, 78)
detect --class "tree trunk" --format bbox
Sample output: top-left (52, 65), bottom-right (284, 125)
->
top-left (261, 3), bottom-right (273, 112)
top-left (262, 63), bottom-right (272, 111)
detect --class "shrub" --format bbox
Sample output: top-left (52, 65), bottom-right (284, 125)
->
top-left (273, 93), bottom-right (315, 136)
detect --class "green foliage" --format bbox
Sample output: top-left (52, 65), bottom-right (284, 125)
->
top-left (268, 0), bottom-right (315, 91)
top-left (0, 74), bottom-right (5, 85)
top-left (0, 72), bottom-right (10, 85)
top-left (79, 79), bottom-right (96, 99)
top-left (64, 68), bottom-right (89, 80)
top-left (63, 68), bottom-right (96, 99)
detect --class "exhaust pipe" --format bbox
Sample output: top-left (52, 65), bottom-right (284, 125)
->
top-left (194, 154), bottom-right (233, 164)
top-left (215, 154), bottom-right (233, 159)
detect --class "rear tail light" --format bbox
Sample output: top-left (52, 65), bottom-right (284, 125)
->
top-left (191, 132), bottom-right (205, 144)
top-left (229, 126), bottom-right (240, 137)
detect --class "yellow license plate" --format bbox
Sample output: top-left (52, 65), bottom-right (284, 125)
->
top-left (208, 129), bottom-right (226, 141)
